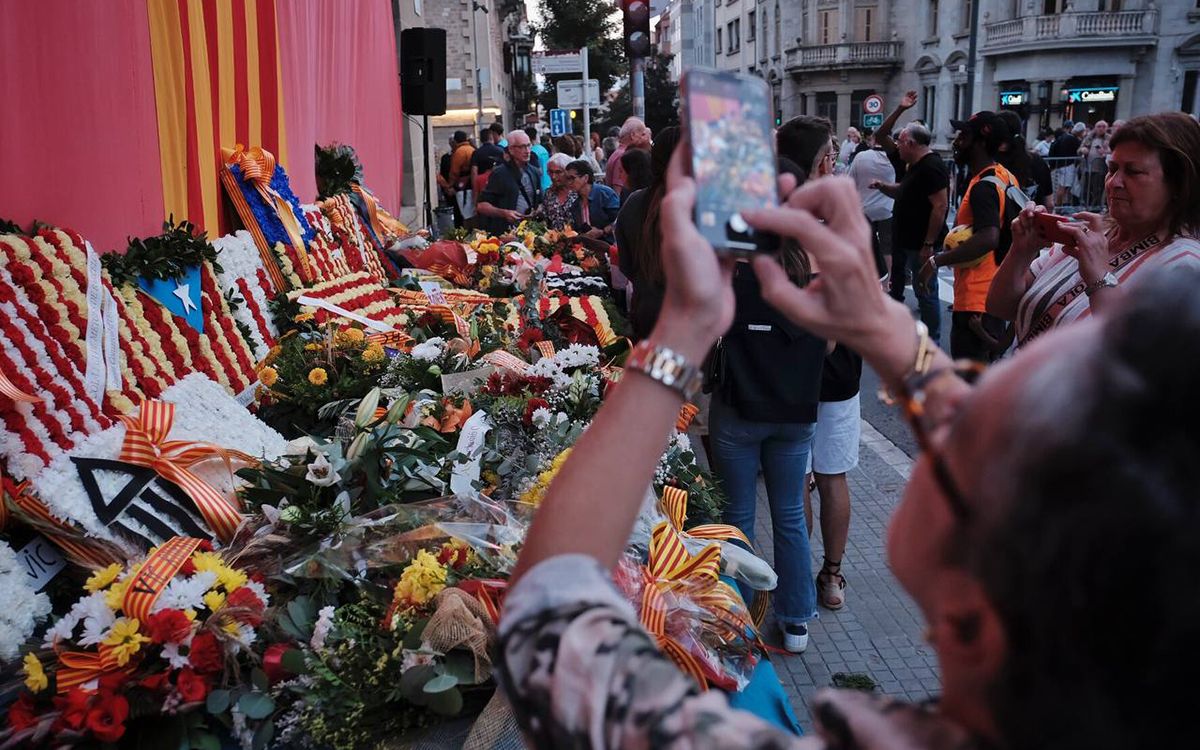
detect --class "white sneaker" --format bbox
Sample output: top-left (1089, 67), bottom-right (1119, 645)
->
top-left (782, 623), bottom-right (809, 653)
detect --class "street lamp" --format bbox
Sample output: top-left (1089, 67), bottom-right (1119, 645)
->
top-left (471, 0), bottom-right (489, 135)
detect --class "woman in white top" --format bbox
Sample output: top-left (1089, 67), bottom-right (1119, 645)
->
top-left (987, 112), bottom-right (1200, 348)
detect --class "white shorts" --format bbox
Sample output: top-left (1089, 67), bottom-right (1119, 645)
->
top-left (806, 394), bottom-right (861, 475)
top-left (1052, 165), bottom-right (1076, 190)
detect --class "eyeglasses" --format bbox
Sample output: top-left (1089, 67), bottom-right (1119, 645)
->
top-left (509, 143), bottom-right (531, 150)
top-left (891, 361), bottom-right (985, 524)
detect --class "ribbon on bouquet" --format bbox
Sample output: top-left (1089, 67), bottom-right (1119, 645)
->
top-left (221, 145), bottom-right (311, 290)
top-left (639, 521), bottom-right (726, 689)
top-left (57, 645), bottom-right (135, 694)
top-left (122, 535), bottom-right (205, 621)
top-left (0, 369), bottom-right (42, 403)
top-left (1, 471), bottom-right (123, 568)
top-left (660, 485), bottom-right (751, 547)
top-left (118, 401), bottom-right (254, 543)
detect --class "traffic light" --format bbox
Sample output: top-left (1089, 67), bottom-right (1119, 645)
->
top-left (622, 0), bottom-right (651, 59)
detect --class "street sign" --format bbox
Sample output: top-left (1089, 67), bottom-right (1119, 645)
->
top-left (533, 50), bottom-right (583, 76)
top-left (556, 79), bottom-right (601, 109)
top-left (862, 113), bottom-right (884, 129)
top-left (863, 94), bottom-right (885, 115)
top-left (549, 108), bottom-right (572, 137)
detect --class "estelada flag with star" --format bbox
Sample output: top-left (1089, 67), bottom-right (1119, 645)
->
top-left (138, 265), bottom-right (205, 333)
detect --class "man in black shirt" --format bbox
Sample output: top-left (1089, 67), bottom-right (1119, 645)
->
top-left (872, 121), bottom-right (948, 341)
top-left (476, 130), bottom-right (542, 234)
top-left (1050, 121), bottom-right (1085, 206)
top-left (470, 127), bottom-right (506, 197)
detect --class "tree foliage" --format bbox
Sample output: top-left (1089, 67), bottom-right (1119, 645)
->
top-left (533, 0), bottom-right (625, 114)
top-left (595, 52), bottom-right (679, 135)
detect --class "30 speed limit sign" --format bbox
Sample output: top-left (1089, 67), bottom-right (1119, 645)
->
top-left (863, 94), bottom-right (885, 115)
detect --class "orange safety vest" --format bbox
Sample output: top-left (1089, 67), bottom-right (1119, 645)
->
top-left (952, 163), bottom-right (1019, 313)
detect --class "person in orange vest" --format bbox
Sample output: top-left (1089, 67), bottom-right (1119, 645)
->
top-left (923, 111), bottom-right (1019, 361)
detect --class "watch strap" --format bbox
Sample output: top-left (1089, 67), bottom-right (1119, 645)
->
top-left (1084, 272), bottom-right (1118, 297)
top-left (626, 340), bottom-right (702, 402)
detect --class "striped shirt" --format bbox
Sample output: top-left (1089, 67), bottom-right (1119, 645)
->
top-left (1014, 232), bottom-right (1200, 346)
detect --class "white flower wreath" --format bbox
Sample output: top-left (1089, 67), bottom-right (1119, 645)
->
top-left (0, 541), bottom-right (52, 662)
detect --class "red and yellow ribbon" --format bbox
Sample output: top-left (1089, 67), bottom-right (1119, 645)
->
top-left (118, 400), bottom-right (251, 542)
top-left (660, 485), bottom-right (751, 547)
top-left (2, 472), bottom-right (123, 568)
top-left (57, 645), bottom-right (134, 694)
top-left (122, 536), bottom-right (205, 622)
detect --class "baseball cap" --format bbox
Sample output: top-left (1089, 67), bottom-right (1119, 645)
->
top-left (949, 111), bottom-right (1006, 139)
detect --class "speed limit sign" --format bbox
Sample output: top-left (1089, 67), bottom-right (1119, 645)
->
top-left (863, 94), bottom-right (885, 115)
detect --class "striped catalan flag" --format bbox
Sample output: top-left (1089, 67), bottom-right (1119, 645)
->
top-left (148, 0), bottom-right (288, 236)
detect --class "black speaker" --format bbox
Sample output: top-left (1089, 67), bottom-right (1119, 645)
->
top-left (400, 27), bottom-right (447, 116)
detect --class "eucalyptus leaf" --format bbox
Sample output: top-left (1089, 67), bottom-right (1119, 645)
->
top-left (422, 673), bottom-right (459, 694)
top-left (280, 648), bottom-right (308, 675)
top-left (237, 692), bottom-right (275, 720)
top-left (205, 689), bottom-right (231, 715)
top-left (251, 668), bottom-right (269, 692)
top-left (189, 731), bottom-right (221, 750)
top-left (403, 618), bottom-right (429, 649)
top-left (398, 664), bottom-right (437, 704)
top-left (426, 686), bottom-right (464, 716)
top-left (252, 718), bottom-right (274, 750)
top-left (441, 650), bottom-right (480, 685)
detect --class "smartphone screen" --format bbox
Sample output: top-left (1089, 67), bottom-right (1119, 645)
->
top-left (683, 68), bottom-right (779, 254)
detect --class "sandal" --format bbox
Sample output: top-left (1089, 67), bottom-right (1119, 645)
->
top-left (817, 559), bottom-right (847, 610)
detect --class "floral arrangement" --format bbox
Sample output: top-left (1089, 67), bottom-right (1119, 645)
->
top-left (0, 540), bottom-right (52, 662)
top-left (102, 218), bottom-right (221, 288)
top-left (30, 374), bottom-right (287, 549)
top-left (212, 230), bottom-right (280, 363)
top-left (318, 194), bottom-right (391, 285)
top-left (6, 541), bottom-right (277, 748)
top-left (286, 271), bottom-right (411, 330)
top-left (299, 205), bottom-right (353, 283)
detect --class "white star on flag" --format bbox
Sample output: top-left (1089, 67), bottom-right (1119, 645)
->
top-left (173, 280), bottom-right (198, 314)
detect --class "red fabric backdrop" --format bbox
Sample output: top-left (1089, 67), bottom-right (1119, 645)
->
top-left (0, 0), bottom-right (165, 252)
top-left (276, 1), bottom-right (405, 209)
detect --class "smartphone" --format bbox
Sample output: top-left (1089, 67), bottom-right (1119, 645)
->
top-left (1034, 212), bottom-right (1078, 246)
top-left (682, 68), bottom-right (780, 254)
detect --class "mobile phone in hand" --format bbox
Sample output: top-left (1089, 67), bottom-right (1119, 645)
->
top-left (681, 68), bottom-right (780, 255)
top-left (1034, 212), bottom-right (1079, 246)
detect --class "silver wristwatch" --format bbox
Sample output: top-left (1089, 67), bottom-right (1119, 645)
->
top-left (1084, 272), bottom-right (1118, 297)
top-left (626, 340), bottom-right (703, 402)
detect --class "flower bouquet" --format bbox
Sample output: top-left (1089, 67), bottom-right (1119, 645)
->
top-left (5, 539), bottom-right (278, 749)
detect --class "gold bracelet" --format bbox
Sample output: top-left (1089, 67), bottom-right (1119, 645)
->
top-left (878, 320), bottom-right (933, 406)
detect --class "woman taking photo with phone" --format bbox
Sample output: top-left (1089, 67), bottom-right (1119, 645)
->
top-left (987, 112), bottom-right (1200, 348)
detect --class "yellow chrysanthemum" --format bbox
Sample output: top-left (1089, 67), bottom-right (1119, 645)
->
top-left (308, 367), bottom-right (329, 386)
top-left (103, 618), bottom-right (149, 667)
top-left (216, 566), bottom-right (248, 593)
top-left (361, 343), bottom-right (385, 363)
top-left (519, 448), bottom-right (573, 508)
top-left (191, 551), bottom-right (225, 575)
top-left (294, 312), bottom-right (316, 323)
top-left (221, 619), bottom-right (243, 636)
top-left (105, 576), bottom-right (132, 611)
top-left (304, 342), bottom-right (323, 351)
top-left (84, 563), bottom-right (124, 593)
top-left (337, 327), bottom-right (365, 345)
top-left (22, 653), bottom-right (47, 693)
top-left (258, 366), bottom-right (279, 386)
top-left (203, 590), bottom-right (227, 612)
top-left (184, 609), bottom-right (198, 621)
top-left (393, 550), bottom-right (448, 608)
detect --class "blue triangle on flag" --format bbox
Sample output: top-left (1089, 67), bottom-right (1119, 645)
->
top-left (138, 264), bottom-right (205, 333)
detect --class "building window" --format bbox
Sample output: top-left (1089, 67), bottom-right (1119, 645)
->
top-left (1042, 0), bottom-right (1064, 14)
top-left (953, 83), bottom-right (967, 120)
top-left (819, 9), bottom-right (838, 45)
top-left (774, 1), bottom-right (782, 54)
top-left (961, 0), bottom-right (973, 32)
top-left (727, 19), bottom-right (740, 53)
top-left (1183, 70), bottom-right (1198, 115)
top-left (816, 92), bottom-right (838, 124)
top-left (1097, 0), bottom-right (1122, 9)
top-left (929, 0), bottom-right (939, 36)
top-left (922, 85), bottom-right (937, 128)
top-left (854, 6), bottom-right (876, 42)
top-left (717, 27), bottom-right (723, 55)
top-left (748, 10), bottom-right (756, 41)
top-left (761, 9), bottom-right (769, 52)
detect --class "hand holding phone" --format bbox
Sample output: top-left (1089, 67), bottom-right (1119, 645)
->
top-left (1034, 212), bottom-right (1079, 246)
top-left (682, 68), bottom-right (780, 255)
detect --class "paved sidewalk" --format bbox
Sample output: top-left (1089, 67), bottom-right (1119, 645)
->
top-left (748, 420), bottom-right (940, 731)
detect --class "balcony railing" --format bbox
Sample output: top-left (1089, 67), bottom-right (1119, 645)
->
top-left (983, 10), bottom-right (1158, 50)
top-left (785, 41), bottom-right (902, 70)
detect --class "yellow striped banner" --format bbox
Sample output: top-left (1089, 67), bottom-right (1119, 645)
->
top-left (121, 536), bottom-right (204, 622)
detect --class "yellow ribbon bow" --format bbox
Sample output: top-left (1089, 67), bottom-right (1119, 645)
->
top-left (224, 145), bottom-right (314, 282)
top-left (118, 401), bottom-right (252, 543)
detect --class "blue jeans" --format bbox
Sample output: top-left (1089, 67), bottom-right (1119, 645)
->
top-left (889, 247), bottom-right (942, 340)
top-left (709, 399), bottom-right (818, 626)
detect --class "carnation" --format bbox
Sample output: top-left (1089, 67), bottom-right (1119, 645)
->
top-left (410, 337), bottom-right (446, 362)
top-left (0, 541), bottom-right (52, 661)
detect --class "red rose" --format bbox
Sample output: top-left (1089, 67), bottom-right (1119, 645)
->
top-left (54, 688), bottom-right (92, 730)
top-left (179, 558), bottom-right (197, 575)
top-left (97, 671), bottom-right (130, 694)
top-left (146, 609), bottom-right (193, 644)
top-left (522, 398), bottom-right (550, 427)
top-left (8, 693), bottom-right (38, 732)
top-left (187, 631), bottom-right (223, 674)
top-left (86, 693), bottom-right (129, 743)
top-left (262, 643), bottom-right (293, 685)
top-left (225, 587), bottom-right (265, 626)
top-left (175, 668), bottom-right (209, 703)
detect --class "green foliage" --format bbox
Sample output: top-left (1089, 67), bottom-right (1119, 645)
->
top-left (533, 0), bottom-right (626, 114)
top-left (595, 51), bottom-right (680, 135)
top-left (314, 143), bottom-right (364, 200)
top-left (106, 217), bottom-right (222, 287)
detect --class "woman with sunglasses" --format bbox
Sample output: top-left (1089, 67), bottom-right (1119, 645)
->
top-left (495, 148), bottom-right (1200, 747)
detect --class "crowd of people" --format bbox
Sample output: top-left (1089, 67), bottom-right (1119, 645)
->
top-left (484, 95), bottom-right (1200, 748)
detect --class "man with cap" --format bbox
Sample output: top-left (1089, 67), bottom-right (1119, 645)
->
top-left (921, 111), bottom-right (1019, 361)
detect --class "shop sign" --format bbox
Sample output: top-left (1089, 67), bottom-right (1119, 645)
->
top-left (1000, 90), bottom-right (1028, 106)
top-left (1066, 87), bottom-right (1117, 103)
